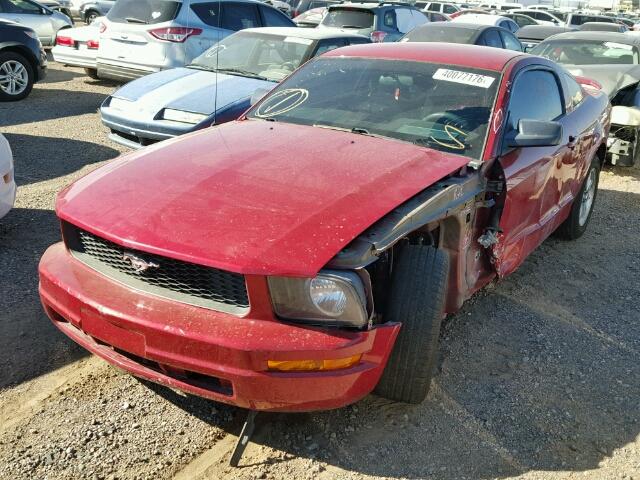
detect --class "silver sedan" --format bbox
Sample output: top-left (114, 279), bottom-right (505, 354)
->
top-left (0, 0), bottom-right (72, 46)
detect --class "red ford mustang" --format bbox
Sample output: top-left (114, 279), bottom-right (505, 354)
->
top-left (39, 43), bottom-right (610, 412)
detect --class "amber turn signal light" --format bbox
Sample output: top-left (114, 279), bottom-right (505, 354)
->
top-left (267, 354), bottom-right (362, 372)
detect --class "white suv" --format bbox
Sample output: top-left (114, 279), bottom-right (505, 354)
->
top-left (97, 0), bottom-right (295, 81)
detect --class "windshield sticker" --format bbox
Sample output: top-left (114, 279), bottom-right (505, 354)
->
top-left (604, 42), bottom-right (633, 50)
top-left (433, 69), bottom-right (495, 89)
top-left (284, 37), bottom-right (314, 45)
top-left (151, 11), bottom-right (161, 19)
top-left (205, 45), bottom-right (226, 57)
top-left (254, 88), bottom-right (309, 118)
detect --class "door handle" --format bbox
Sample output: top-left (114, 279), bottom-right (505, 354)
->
top-left (567, 135), bottom-right (577, 150)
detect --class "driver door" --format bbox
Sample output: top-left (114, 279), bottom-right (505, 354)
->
top-left (493, 66), bottom-right (574, 277)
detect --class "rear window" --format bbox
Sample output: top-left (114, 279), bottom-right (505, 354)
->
top-left (402, 25), bottom-right (475, 43)
top-left (322, 8), bottom-right (374, 29)
top-left (107, 0), bottom-right (181, 24)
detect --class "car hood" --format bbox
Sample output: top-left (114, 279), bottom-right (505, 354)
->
top-left (112, 68), bottom-right (276, 116)
top-left (57, 120), bottom-right (470, 276)
top-left (565, 64), bottom-right (640, 99)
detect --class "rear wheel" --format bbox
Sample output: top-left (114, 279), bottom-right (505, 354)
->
top-left (84, 68), bottom-right (100, 80)
top-left (0, 52), bottom-right (34, 102)
top-left (375, 245), bottom-right (449, 404)
top-left (555, 157), bottom-right (600, 240)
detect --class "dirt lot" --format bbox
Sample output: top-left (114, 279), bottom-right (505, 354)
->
top-left (1, 59), bottom-right (639, 480)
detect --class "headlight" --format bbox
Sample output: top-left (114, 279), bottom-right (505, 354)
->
top-left (108, 97), bottom-right (132, 111)
top-left (268, 270), bottom-right (369, 328)
top-left (161, 109), bottom-right (208, 124)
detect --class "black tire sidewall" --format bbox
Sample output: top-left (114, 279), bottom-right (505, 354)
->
top-left (0, 52), bottom-right (34, 102)
top-left (560, 157), bottom-right (601, 240)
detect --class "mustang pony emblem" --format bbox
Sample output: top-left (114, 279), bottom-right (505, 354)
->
top-left (122, 253), bottom-right (159, 273)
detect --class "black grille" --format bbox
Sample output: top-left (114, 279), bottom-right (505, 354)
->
top-left (63, 223), bottom-right (249, 314)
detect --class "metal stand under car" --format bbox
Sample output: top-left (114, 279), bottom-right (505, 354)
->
top-left (229, 410), bottom-right (258, 467)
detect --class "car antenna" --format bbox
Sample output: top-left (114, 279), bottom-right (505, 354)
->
top-left (214, 0), bottom-right (221, 125)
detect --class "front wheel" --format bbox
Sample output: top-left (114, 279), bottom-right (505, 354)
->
top-left (85, 10), bottom-right (99, 24)
top-left (555, 157), bottom-right (601, 240)
top-left (0, 52), bottom-right (34, 102)
top-left (375, 245), bottom-right (449, 404)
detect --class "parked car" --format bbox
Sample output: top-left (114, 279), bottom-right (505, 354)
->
top-left (565, 13), bottom-right (617, 29)
top-left (0, 133), bottom-right (15, 219)
top-left (52, 16), bottom-right (101, 78)
top-left (291, 0), bottom-right (339, 18)
top-left (449, 8), bottom-right (488, 19)
top-left (292, 6), bottom-right (326, 27)
top-left (579, 21), bottom-right (628, 33)
top-left (0, 0), bottom-right (72, 46)
top-left (40, 42), bottom-right (610, 411)
top-left (515, 24), bottom-right (572, 51)
top-left (0, 19), bottom-right (47, 100)
top-left (79, 0), bottom-right (114, 24)
top-left (415, 2), bottom-right (460, 15)
top-left (532, 31), bottom-right (640, 166)
top-left (501, 12), bottom-right (538, 28)
top-left (101, 27), bottom-right (370, 148)
top-left (40, 0), bottom-right (73, 21)
top-left (97, 0), bottom-right (295, 82)
top-left (402, 22), bottom-right (522, 51)
top-left (511, 9), bottom-right (563, 26)
top-left (319, 2), bottom-right (428, 42)
top-left (451, 13), bottom-right (519, 33)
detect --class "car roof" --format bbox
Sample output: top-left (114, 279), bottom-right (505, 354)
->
top-left (451, 13), bottom-right (508, 25)
top-left (328, 2), bottom-right (411, 10)
top-left (515, 24), bottom-right (572, 39)
top-left (418, 22), bottom-right (492, 31)
top-left (545, 31), bottom-right (640, 45)
top-left (241, 26), bottom-right (367, 39)
top-left (322, 42), bottom-right (524, 71)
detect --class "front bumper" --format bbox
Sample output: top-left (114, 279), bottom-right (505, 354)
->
top-left (39, 243), bottom-right (400, 412)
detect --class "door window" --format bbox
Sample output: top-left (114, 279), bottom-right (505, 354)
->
top-left (313, 38), bottom-right (346, 56)
top-left (395, 8), bottom-right (413, 33)
top-left (508, 69), bottom-right (563, 131)
top-left (410, 9), bottom-right (428, 27)
top-left (563, 73), bottom-right (584, 111)
top-left (443, 4), bottom-right (457, 13)
top-left (259, 5), bottom-right (293, 26)
top-left (382, 10), bottom-right (397, 30)
top-left (480, 29), bottom-right (503, 48)
top-left (427, 2), bottom-right (440, 11)
top-left (221, 2), bottom-right (260, 30)
top-left (500, 31), bottom-right (522, 51)
top-left (3, 0), bottom-right (41, 14)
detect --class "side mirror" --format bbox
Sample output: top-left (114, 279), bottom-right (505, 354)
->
top-left (250, 86), bottom-right (274, 106)
top-left (506, 119), bottom-right (562, 148)
top-left (41, 7), bottom-right (52, 15)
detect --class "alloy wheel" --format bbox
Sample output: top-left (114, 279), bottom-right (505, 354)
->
top-left (0, 60), bottom-right (29, 96)
top-left (578, 167), bottom-right (597, 226)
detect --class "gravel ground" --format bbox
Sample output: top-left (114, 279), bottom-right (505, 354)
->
top-left (0, 59), bottom-right (639, 480)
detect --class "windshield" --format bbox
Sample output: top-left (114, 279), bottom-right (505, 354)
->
top-left (532, 40), bottom-right (639, 65)
top-left (107, 0), bottom-right (181, 24)
top-left (322, 8), bottom-right (374, 29)
top-left (402, 25), bottom-right (476, 43)
top-left (247, 58), bottom-right (500, 160)
top-left (190, 32), bottom-right (313, 82)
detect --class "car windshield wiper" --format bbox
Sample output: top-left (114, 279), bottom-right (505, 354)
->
top-left (313, 124), bottom-right (389, 139)
top-left (125, 17), bottom-right (148, 24)
top-left (215, 68), bottom-right (268, 81)
top-left (187, 64), bottom-right (216, 72)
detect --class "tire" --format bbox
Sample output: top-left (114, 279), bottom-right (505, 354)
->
top-left (375, 245), bottom-right (449, 404)
top-left (555, 156), bottom-right (601, 240)
top-left (85, 10), bottom-right (99, 24)
top-left (0, 51), bottom-right (34, 102)
top-left (84, 68), bottom-right (100, 80)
